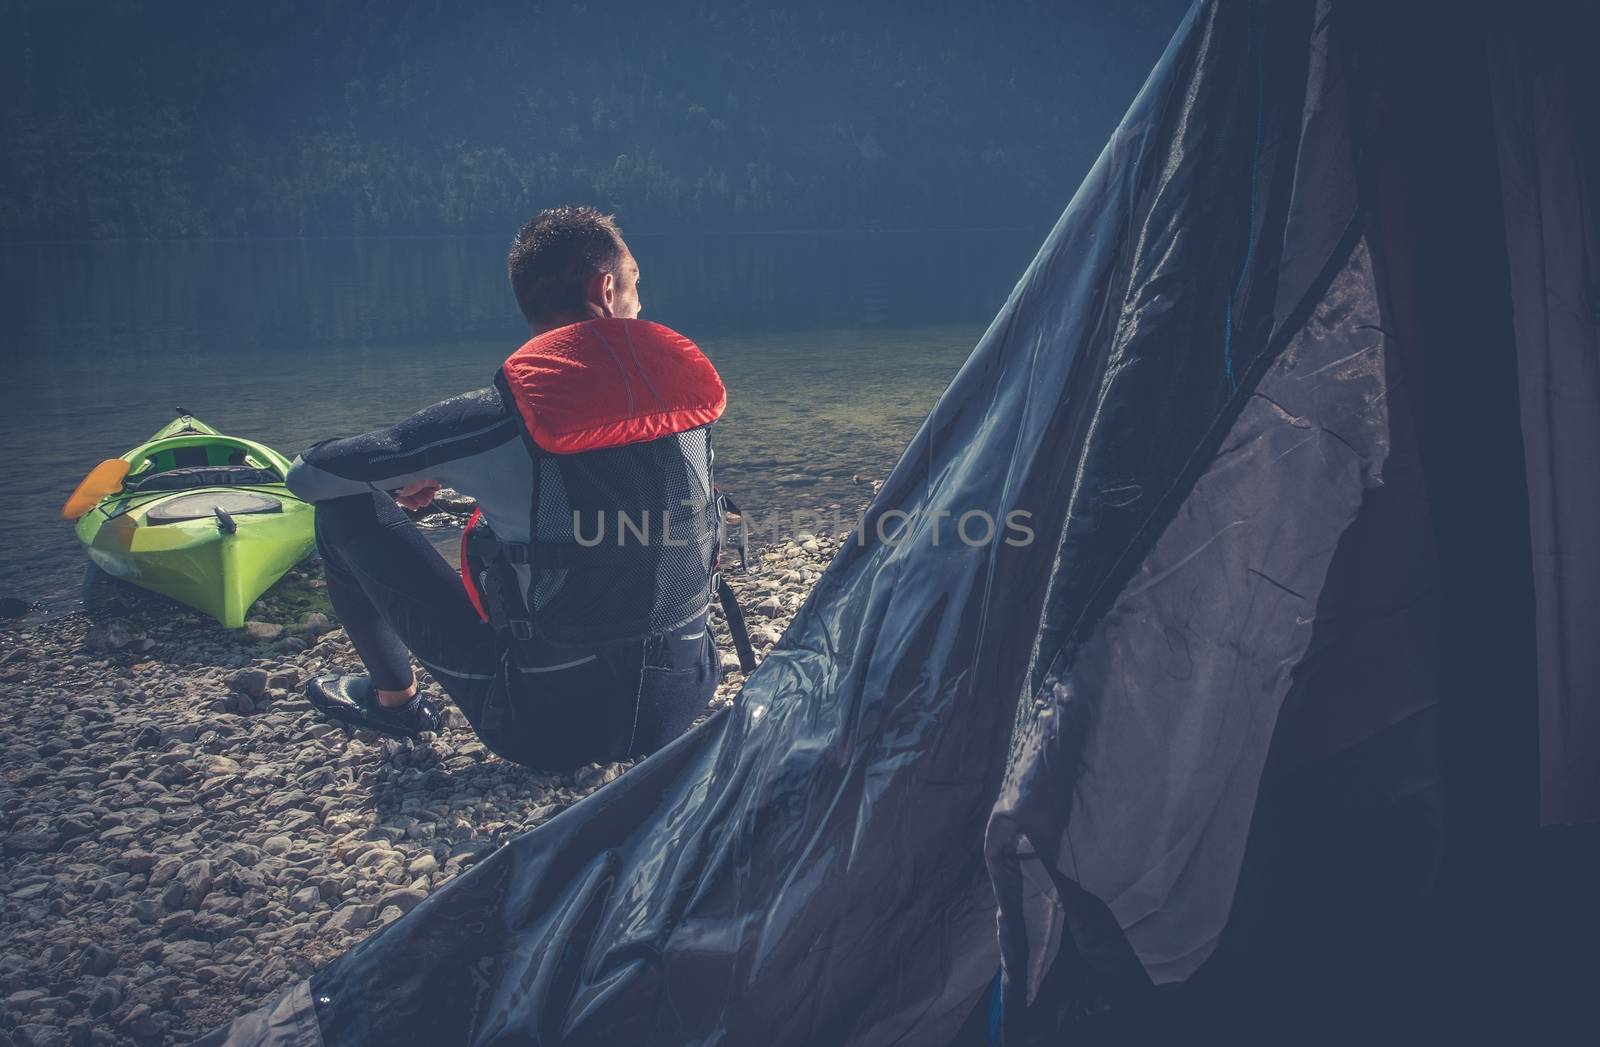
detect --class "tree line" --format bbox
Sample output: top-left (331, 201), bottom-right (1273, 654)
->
top-left (0, 0), bottom-right (1187, 240)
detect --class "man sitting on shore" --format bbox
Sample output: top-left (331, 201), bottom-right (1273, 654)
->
top-left (285, 206), bottom-right (730, 771)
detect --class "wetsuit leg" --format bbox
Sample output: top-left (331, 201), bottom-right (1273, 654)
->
top-left (314, 492), bottom-right (498, 706)
top-left (629, 612), bottom-right (722, 755)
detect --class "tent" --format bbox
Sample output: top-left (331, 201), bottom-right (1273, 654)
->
top-left (209, 0), bottom-right (1598, 1042)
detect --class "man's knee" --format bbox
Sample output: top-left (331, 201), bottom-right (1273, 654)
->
top-left (313, 492), bottom-right (389, 552)
top-left (310, 494), bottom-right (386, 582)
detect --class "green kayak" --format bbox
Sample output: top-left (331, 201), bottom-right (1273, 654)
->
top-left (72, 414), bottom-right (315, 628)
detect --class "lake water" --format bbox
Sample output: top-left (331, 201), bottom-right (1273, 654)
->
top-left (0, 229), bottom-right (1043, 618)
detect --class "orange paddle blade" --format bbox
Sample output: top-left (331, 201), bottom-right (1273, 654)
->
top-left (61, 460), bottom-right (131, 519)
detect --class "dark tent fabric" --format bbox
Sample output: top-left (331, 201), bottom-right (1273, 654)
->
top-left (208, 1), bottom-right (1598, 1044)
top-left (1490, 9), bottom-right (1600, 826)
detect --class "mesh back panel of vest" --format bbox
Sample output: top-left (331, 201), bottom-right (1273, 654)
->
top-left (531, 426), bottom-right (717, 644)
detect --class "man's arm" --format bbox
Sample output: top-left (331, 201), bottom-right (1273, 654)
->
top-left (285, 387), bottom-right (521, 504)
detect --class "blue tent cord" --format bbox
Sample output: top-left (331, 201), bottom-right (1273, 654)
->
top-left (987, 966), bottom-right (1004, 1045)
top-left (1223, 0), bottom-right (1265, 392)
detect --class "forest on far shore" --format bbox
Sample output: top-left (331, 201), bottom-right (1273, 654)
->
top-left (0, 0), bottom-right (1187, 240)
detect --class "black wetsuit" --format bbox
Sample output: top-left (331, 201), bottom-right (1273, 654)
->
top-left (285, 385), bottom-right (720, 770)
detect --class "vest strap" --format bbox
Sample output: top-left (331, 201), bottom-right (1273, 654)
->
top-left (717, 490), bottom-right (750, 572)
top-left (715, 572), bottom-right (758, 673)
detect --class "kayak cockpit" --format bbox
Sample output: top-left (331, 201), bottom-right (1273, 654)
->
top-left (124, 434), bottom-right (287, 489)
top-left (144, 491), bottom-right (284, 525)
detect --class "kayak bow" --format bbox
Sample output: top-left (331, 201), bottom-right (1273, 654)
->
top-left (71, 415), bottom-right (315, 628)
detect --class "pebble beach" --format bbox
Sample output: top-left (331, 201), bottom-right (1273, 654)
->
top-left (0, 496), bottom-right (854, 1046)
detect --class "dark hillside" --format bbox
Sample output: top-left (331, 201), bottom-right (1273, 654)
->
top-left (0, 0), bottom-right (1188, 239)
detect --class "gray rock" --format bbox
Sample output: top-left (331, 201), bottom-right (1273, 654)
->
top-left (241, 621), bottom-right (283, 642)
top-left (353, 846), bottom-right (403, 869)
top-left (122, 1004), bottom-right (164, 1040)
top-left (83, 619), bottom-right (143, 652)
top-left (215, 843), bottom-right (261, 868)
top-left (171, 859), bottom-right (214, 909)
top-left (160, 883), bottom-right (191, 915)
top-left (286, 887), bottom-right (321, 914)
top-left (77, 944), bottom-right (117, 977)
top-left (160, 939), bottom-right (214, 966)
top-left (4, 989), bottom-right (48, 1013)
top-left (224, 668), bottom-right (269, 698)
top-left (431, 488), bottom-right (477, 512)
top-left (13, 1025), bottom-right (66, 1047)
top-left (297, 612), bottom-right (333, 636)
top-left (574, 763), bottom-right (621, 790)
top-left (376, 887), bottom-right (427, 915)
top-left (146, 856), bottom-right (183, 887)
top-left (87, 981), bottom-right (123, 1017)
top-left (58, 812), bottom-right (97, 838)
top-left (324, 904), bottom-right (375, 934)
top-left (120, 808), bottom-right (161, 833)
top-left (3, 830), bottom-right (59, 856)
top-left (98, 824), bottom-right (137, 846)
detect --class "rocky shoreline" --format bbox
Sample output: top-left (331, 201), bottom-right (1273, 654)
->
top-left (0, 505), bottom-right (854, 1046)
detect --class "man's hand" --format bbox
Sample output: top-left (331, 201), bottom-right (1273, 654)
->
top-left (394, 479), bottom-right (442, 510)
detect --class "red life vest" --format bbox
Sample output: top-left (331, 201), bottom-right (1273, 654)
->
top-left (500, 317), bottom-right (726, 454)
top-left (460, 319), bottom-right (728, 647)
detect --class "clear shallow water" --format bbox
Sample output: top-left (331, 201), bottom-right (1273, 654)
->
top-left (0, 230), bottom-right (1041, 617)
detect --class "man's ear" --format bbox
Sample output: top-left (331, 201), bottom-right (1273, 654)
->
top-left (584, 270), bottom-right (617, 318)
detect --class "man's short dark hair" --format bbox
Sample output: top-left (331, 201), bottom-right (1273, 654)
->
top-left (507, 206), bottom-right (626, 326)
